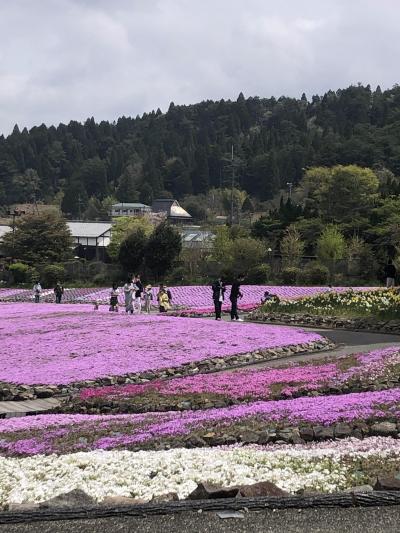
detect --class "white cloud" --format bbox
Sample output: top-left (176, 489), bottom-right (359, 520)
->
top-left (0, 0), bottom-right (399, 134)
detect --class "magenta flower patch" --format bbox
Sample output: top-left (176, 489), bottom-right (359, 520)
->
top-left (1, 388), bottom-right (400, 456)
top-left (0, 303), bottom-right (323, 385)
top-left (79, 346), bottom-right (400, 402)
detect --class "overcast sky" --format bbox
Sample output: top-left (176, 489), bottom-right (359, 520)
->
top-left (0, 0), bottom-right (399, 135)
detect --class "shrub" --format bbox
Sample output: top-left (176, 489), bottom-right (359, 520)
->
top-left (299, 263), bottom-right (330, 285)
top-left (246, 264), bottom-right (271, 284)
top-left (92, 273), bottom-right (110, 286)
top-left (8, 262), bottom-right (29, 283)
top-left (41, 264), bottom-right (66, 287)
top-left (281, 267), bottom-right (300, 284)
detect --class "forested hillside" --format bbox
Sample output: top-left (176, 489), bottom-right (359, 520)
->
top-left (1, 83), bottom-right (400, 216)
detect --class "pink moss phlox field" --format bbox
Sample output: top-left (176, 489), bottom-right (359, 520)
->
top-left (80, 347), bottom-right (400, 401)
top-left (0, 302), bottom-right (323, 385)
top-left (0, 285), bottom-right (374, 308)
top-left (65, 285), bottom-right (376, 309)
top-left (1, 388), bottom-right (400, 455)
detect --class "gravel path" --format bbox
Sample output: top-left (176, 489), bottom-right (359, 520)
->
top-left (2, 507), bottom-right (400, 533)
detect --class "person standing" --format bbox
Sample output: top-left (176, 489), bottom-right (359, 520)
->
top-left (144, 285), bottom-right (153, 314)
top-left (165, 285), bottom-right (172, 306)
top-left (33, 281), bottom-right (42, 303)
top-left (230, 275), bottom-right (244, 321)
top-left (134, 274), bottom-right (144, 314)
top-left (212, 277), bottom-right (225, 320)
top-left (123, 278), bottom-right (134, 314)
top-left (109, 283), bottom-right (120, 312)
top-left (54, 281), bottom-right (64, 304)
top-left (384, 259), bottom-right (397, 288)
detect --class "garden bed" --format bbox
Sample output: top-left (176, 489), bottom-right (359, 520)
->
top-left (2, 388), bottom-right (400, 455)
top-left (250, 288), bottom-right (400, 328)
top-left (1, 437), bottom-right (400, 510)
top-left (0, 302), bottom-right (331, 401)
top-left (248, 312), bottom-right (400, 334)
top-left (58, 347), bottom-right (400, 414)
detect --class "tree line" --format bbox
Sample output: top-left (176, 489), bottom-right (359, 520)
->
top-left (2, 84), bottom-right (400, 216)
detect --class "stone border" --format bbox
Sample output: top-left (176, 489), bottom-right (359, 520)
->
top-left (248, 311), bottom-right (400, 335)
top-left (0, 338), bottom-right (334, 402)
top-left (178, 419), bottom-right (400, 448)
top-left (57, 372), bottom-right (400, 415)
top-left (2, 491), bottom-right (400, 524)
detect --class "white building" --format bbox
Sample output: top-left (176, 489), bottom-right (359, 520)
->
top-left (0, 222), bottom-right (112, 260)
top-left (111, 203), bottom-right (151, 217)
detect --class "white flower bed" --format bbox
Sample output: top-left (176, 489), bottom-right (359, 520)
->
top-left (1, 438), bottom-right (399, 509)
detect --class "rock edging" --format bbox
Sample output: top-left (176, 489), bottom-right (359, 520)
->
top-left (248, 311), bottom-right (400, 334)
top-left (3, 490), bottom-right (400, 524)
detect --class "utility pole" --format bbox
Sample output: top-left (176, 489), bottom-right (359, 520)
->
top-left (230, 145), bottom-right (235, 226)
top-left (7, 208), bottom-right (25, 258)
top-left (77, 195), bottom-right (83, 221)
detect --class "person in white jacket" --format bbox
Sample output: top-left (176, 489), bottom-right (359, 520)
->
top-left (33, 282), bottom-right (42, 303)
top-left (123, 278), bottom-right (134, 314)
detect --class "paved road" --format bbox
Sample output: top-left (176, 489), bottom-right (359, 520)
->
top-left (222, 324), bottom-right (400, 372)
top-left (2, 507), bottom-right (400, 533)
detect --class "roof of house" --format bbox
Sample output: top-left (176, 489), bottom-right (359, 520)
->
top-left (67, 222), bottom-right (112, 238)
top-left (181, 228), bottom-right (215, 243)
top-left (112, 203), bottom-right (150, 209)
top-left (152, 199), bottom-right (176, 211)
top-left (152, 199), bottom-right (192, 218)
top-left (0, 222), bottom-right (112, 240)
top-left (0, 225), bottom-right (11, 239)
top-left (170, 204), bottom-right (192, 218)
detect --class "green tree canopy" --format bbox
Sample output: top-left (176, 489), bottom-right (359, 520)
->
top-left (302, 165), bottom-right (379, 222)
top-left (280, 226), bottom-right (305, 268)
top-left (118, 227), bottom-right (148, 273)
top-left (2, 212), bottom-right (73, 264)
top-left (316, 225), bottom-right (346, 279)
top-left (144, 222), bottom-right (182, 279)
top-left (108, 216), bottom-right (153, 260)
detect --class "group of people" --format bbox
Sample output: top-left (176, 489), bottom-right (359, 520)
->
top-left (212, 275), bottom-right (245, 321)
top-left (108, 276), bottom-right (172, 314)
top-left (32, 281), bottom-right (64, 303)
top-left (30, 260), bottom-right (398, 313)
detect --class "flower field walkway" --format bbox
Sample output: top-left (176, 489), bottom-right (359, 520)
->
top-left (0, 398), bottom-right (60, 417)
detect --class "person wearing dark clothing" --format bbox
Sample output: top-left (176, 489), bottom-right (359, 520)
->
top-left (54, 282), bottom-right (64, 304)
top-left (212, 278), bottom-right (226, 320)
top-left (384, 260), bottom-right (397, 288)
top-left (230, 276), bottom-right (244, 321)
top-left (134, 275), bottom-right (144, 314)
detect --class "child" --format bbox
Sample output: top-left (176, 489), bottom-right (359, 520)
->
top-left (93, 300), bottom-right (100, 311)
top-left (109, 283), bottom-right (120, 312)
top-left (144, 285), bottom-right (153, 313)
top-left (157, 287), bottom-right (170, 313)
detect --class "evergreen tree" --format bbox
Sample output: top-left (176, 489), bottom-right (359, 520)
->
top-left (118, 227), bottom-right (148, 272)
top-left (144, 222), bottom-right (182, 279)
